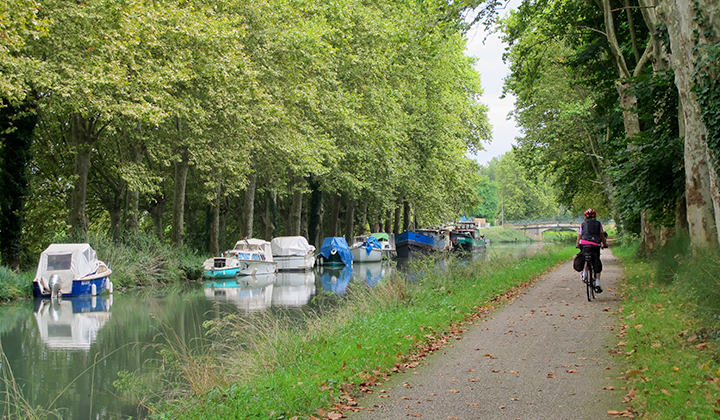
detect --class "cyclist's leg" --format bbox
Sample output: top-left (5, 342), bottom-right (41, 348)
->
top-left (592, 246), bottom-right (603, 293)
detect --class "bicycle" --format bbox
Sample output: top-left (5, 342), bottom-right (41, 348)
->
top-left (581, 251), bottom-right (595, 302)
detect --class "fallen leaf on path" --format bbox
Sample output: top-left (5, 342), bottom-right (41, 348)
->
top-left (603, 386), bottom-right (615, 390)
top-left (449, 390), bottom-right (460, 393)
top-left (566, 369), bottom-right (579, 373)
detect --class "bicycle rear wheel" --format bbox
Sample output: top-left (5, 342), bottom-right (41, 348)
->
top-left (586, 265), bottom-right (595, 301)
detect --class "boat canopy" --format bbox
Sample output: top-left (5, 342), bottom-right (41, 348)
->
top-left (319, 237), bottom-right (353, 266)
top-left (34, 243), bottom-right (105, 293)
top-left (271, 236), bottom-right (316, 256)
top-left (232, 238), bottom-right (274, 262)
top-left (363, 236), bottom-right (382, 254)
top-left (370, 232), bottom-right (389, 241)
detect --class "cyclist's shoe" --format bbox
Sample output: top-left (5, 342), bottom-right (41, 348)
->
top-left (595, 285), bottom-right (603, 293)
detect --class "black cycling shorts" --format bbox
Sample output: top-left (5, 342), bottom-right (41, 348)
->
top-left (581, 245), bottom-right (602, 273)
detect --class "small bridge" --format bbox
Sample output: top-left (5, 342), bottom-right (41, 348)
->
top-left (511, 221), bottom-right (579, 240)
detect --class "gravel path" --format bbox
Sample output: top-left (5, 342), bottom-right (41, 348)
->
top-left (344, 248), bottom-right (626, 420)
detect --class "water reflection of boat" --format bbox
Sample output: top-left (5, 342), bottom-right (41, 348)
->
top-left (33, 295), bottom-right (113, 350)
top-left (319, 265), bottom-right (354, 294)
top-left (272, 271), bottom-right (315, 307)
top-left (204, 273), bottom-right (277, 312)
top-left (355, 261), bottom-right (385, 287)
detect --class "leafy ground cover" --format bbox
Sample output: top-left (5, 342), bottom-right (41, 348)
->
top-left (150, 245), bottom-right (575, 419)
top-left (613, 239), bottom-right (720, 418)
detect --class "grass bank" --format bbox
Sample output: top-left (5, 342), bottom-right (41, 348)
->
top-left (149, 245), bottom-right (576, 419)
top-left (613, 237), bottom-right (720, 418)
top-left (481, 226), bottom-right (534, 243)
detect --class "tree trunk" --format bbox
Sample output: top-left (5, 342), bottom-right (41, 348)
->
top-left (308, 177), bottom-right (322, 245)
top-left (345, 198), bottom-right (356, 243)
top-left (402, 201), bottom-right (411, 232)
top-left (384, 210), bottom-right (392, 233)
top-left (657, 0), bottom-right (719, 248)
top-left (125, 133), bottom-right (144, 237)
top-left (209, 174), bottom-right (222, 256)
top-left (329, 194), bottom-right (341, 237)
top-left (243, 174), bottom-right (257, 238)
top-left (357, 202), bottom-right (368, 235)
top-left (150, 193), bottom-right (165, 241)
top-left (68, 113), bottom-right (95, 240)
top-left (393, 206), bottom-right (402, 234)
top-left (264, 189), bottom-right (278, 241)
top-left (289, 179), bottom-right (303, 236)
top-left (0, 99), bottom-right (36, 270)
top-left (171, 150), bottom-right (190, 247)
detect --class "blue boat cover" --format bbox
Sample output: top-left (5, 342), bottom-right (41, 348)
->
top-left (319, 237), bottom-right (354, 266)
top-left (363, 236), bottom-right (382, 255)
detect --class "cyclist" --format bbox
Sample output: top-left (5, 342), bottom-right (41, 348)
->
top-left (575, 209), bottom-right (608, 293)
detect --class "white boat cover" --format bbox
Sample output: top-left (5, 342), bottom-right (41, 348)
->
top-left (233, 238), bottom-right (275, 262)
top-left (270, 236), bottom-right (316, 257)
top-left (34, 243), bottom-right (106, 292)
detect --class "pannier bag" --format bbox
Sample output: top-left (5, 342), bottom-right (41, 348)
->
top-left (573, 251), bottom-right (584, 272)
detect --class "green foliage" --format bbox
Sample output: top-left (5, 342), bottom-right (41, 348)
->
top-left (610, 70), bottom-right (684, 228)
top-left (542, 230), bottom-right (576, 244)
top-left (495, 150), bottom-right (557, 220)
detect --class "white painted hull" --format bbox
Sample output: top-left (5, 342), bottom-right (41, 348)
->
top-left (350, 247), bottom-right (383, 262)
top-left (275, 255), bottom-right (316, 271)
top-left (236, 260), bottom-right (278, 276)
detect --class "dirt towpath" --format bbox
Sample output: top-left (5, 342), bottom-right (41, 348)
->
top-left (344, 248), bottom-right (627, 420)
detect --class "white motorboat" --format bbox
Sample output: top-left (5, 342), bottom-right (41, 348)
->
top-left (270, 236), bottom-right (316, 271)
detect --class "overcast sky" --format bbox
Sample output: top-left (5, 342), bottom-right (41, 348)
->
top-left (465, 2), bottom-right (521, 166)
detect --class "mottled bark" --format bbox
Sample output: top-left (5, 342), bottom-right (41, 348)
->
top-left (658, 0), bottom-right (719, 248)
top-left (329, 194), bottom-right (341, 238)
top-left (171, 150), bottom-right (190, 247)
top-left (289, 182), bottom-right (303, 236)
top-left (384, 210), bottom-right (392, 233)
top-left (357, 202), bottom-right (368, 235)
top-left (345, 198), bottom-right (356, 243)
top-left (68, 113), bottom-right (96, 240)
top-left (209, 174), bottom-right (222, 256)
top-left (393, 206), bottom-right (402, 234)
top-left (402, 201), bottom-right (411, 232)
top-left (243, 174), bottom-right (257, 238)
top-left (308, 177), bottom-right (322, 246)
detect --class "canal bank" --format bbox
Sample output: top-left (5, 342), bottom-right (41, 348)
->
top-left (154, 245), bottom-right (576, 419)
top-left (0, 243), bottom-right (566, 419)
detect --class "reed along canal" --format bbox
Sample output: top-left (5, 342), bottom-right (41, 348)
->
top-left (0, 244), bottom-right (540, 419)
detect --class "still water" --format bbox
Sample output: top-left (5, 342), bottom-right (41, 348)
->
top-left (0, 244), bottom-right (536, 419)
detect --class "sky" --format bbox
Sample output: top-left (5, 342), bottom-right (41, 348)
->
top-left (465, 2), bottom-right (521, 166)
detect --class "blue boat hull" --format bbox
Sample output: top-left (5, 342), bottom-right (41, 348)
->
top-left (395, 231), bottom-right (437, 258)
top-left (33, 276), bottom-right (109, 298)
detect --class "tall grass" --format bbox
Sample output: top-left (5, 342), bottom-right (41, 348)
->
top-left (481, 226), bottom-right (534, 243)
top-left (614, 235), bottom-right (720, 419)
top-left (0, 266), bottom-right (32, 302)
top-left (149, 245), bottom-right (575, 419)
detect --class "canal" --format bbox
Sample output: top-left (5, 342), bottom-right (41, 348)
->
top-left (0, 244), bottom-right (539, 419)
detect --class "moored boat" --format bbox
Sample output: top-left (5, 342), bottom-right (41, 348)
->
top-left (203, 238), bottom-right (277, 278)
top-left (316, 237), bottom-right (353, 266)
top-left (395, 231), bottom-right (437, 258)
top-left (270, 236), bottom-right (316, 271)
top-left (369, 232), bottom-right (396, 259)
top-left (32, 243), bottom-right (113, 298)
top-left (349, 236), bottom-right (383, 263)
